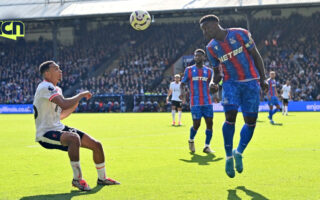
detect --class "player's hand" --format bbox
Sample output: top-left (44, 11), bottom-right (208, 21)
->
top-left (179, 94), bottom-right (185, 102)
top-left (80, 91), bottom-right (92, 100)
top-left (166, 98), bottom-right (169, 104)
top-left (260, 80), bottom-right (269, 93)
top-left (209, 82), bottom-right (219, 94)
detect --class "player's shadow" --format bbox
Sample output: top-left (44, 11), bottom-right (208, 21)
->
top-left (271, 122), bottom-right (283, 126)
top-left (20, 185), bottom-right (103, 200)
top-left (227, 186), bottom-right (269, 200)
top-left (179, 152), bottom-right (223, 165)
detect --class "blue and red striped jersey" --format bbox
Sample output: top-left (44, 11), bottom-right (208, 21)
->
top-left (267, 78), bottom-right (277, 97)
top-left (206, 28), bottom-right (260, 82)
top-left (181, 65), bottom-right (213, 106)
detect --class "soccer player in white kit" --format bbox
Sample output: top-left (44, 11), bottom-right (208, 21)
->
top-left (166, 74), bottom-right (183, 126)
top-left (33, 61), bottom-right (120, 191)
top-left (281, 80), bottom-right (291, 115)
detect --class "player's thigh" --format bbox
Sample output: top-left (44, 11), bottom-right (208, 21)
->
top-left (222, 81), bottom-right (240, 106)
top-left (63, 125), bottom-right (100, 150)
top-left (38, 130), bottom-right (68, 151)
top-left (191, 106), bottom-right (202, 121)
top-left (176, 101), bottom-right (182, 110)
top-left (171, 105), bottom-right (176, 110)
top-left (273, 97), bottom-right (280, 106)
top-left (60, 131), bottom-right (81, 146)
top-left (201, 105), bottom-right (213, 119)
top-left (240, 80), bottom-right (260, 115)
top-left (269, 104), bottom-right (273, 110)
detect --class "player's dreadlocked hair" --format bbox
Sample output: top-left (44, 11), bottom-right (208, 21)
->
top-left (194, 49), bottom-right (206, 55)
top-left (199, 15), bottom-right (219, 24)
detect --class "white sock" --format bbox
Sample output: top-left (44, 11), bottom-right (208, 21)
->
top-left (171, 110), bottom-right (176, 122)
top-left (226, 156), bottom-right (233, 160)
top-left (285, 106), bottom-right (288, 114)
top-left (178, 111), bottom-right (182, 123)
top-left (70, 161), bottom-right (82, 180)
top-left (235, 149), bottom-right (242, 155)
top-left (205, 144), bottom-right (210, 148)
top-left (96, 162), bottom-right (107, 180)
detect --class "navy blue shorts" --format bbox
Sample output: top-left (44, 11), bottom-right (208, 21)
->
top-left (191, 105), bottom-right (213, 120)
top-left (38, 126), bottom-right (85, 151)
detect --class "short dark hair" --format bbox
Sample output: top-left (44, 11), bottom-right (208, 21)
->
top-left (39, 61), bottom-right (55, 75)
top-left (199, 15), bottom-right (219, 24)
top-left (194, 49), bottom-right (206, 55)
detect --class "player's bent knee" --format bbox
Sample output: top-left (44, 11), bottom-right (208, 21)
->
top-left (225, 110), bottom-right (237, 123)
top-left (94, 141), bottom-right (103, 152)
top-left (61, 132), bottom-right (81, 146)
top-left (70, 134), bottom-right (81, 146)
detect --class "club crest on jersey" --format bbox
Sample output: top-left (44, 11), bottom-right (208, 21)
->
top-left (229, 37), bottom-right (236, 44)
top-left (214, 46), bottom-right (218, 50)
top-left (48, 86), bottom-right (54, 91)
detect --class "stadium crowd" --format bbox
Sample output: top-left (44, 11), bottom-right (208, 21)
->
top-left (0, 13), bottom-right (319, 111)
top-left (78, 23), bottom-right (199, 96)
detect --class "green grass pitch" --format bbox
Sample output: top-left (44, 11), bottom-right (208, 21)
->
top-left (0, 112), bottom-right (319, 200)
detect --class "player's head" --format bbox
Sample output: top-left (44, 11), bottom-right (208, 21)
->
top-left (286, 80), bottom-right (290, 85)
top-left (194, 49), bottom-right (205, 65)
top-left (174, 74), bottom-right (180, 82)
top-left (199, 15), bottom-right (220, 40)
top-left (39, 61), bottom-right (62, 84)
top-left (270, 71), bottom-right (276, 79)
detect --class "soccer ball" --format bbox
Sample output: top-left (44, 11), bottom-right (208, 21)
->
top-left (130, 10), bottom-right (151, 31)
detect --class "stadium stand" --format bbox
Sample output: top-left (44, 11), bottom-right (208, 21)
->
top-left (0, 12), bottom-right (319, 111)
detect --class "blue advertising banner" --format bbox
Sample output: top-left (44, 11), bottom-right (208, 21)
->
top-left (0, 101), bottom-right (319, 113)
top-left (212, 101), bottom-right (320, 112)
top-left (0, 104), bottom-right (33, 114)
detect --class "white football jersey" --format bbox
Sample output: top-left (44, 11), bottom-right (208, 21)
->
top-left (169, 81), bottom-right (182, 102)
top-left (33, 81), bottom-right (64, 141)
top-left (282, 85), bottom-right (291, 99)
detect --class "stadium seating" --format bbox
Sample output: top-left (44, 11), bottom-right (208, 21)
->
top-left (0, 13), bottom-right (319, 110)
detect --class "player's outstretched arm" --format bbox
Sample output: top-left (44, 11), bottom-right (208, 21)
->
top-left (249, 46), bottom-right (268, 92)
top-left (51, 91), bottom-right (92, 110)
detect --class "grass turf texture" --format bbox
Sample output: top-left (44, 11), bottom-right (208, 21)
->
top-left (0, 112), bottom-right (319, 200)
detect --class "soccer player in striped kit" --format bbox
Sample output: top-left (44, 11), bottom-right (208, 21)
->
top-left (180, 49), bottom-right (216, 154)
top-left (200, 15), bottom-right (268, 178)
top-left (267, 71), bottom-right (282, 123)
